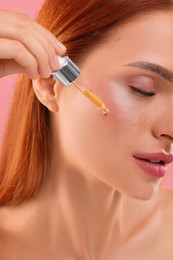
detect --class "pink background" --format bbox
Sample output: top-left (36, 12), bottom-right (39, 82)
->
top-left (0, 0), bottom-right (44, 142)
top-left (0, 1), bottom-right (172, 189)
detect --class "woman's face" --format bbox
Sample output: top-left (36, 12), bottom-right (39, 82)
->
top-left (55, 11), bottom-right (173, 200)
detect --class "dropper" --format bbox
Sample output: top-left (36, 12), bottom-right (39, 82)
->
top-left (51, 56), bottom-right (109, 115)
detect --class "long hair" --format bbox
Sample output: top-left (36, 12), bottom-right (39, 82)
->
top-left (0, 0), bottom-right (173, 205)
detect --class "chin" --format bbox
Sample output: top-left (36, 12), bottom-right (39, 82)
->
top-left (126, 185), bottom-right (160, 201)
top-left (131, 193), bottom-right (156, 201)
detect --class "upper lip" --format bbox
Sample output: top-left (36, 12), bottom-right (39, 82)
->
top-left (133, 153), bottom-right (173, 165)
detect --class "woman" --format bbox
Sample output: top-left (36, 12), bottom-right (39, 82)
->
top-left (0, 0), bottom-right (173, 259)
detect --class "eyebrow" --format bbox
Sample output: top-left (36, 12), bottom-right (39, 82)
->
top-left (125, 61), bottom-right (173, 84)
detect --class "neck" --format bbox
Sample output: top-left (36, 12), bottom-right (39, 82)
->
top-left (36, 157), bottom-right (156, 257)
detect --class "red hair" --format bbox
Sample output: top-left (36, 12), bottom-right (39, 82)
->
top-left (0, 0), bottom-right (173, 205)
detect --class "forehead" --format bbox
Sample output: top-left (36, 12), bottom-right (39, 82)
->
top-left (109, 10), bottom-right (173, 40)
top-left (83, 11), bottom-right (173, 74)
top-left (79, 10), bottom-right (173, 91)
top-left (105, 11), bottom-right (173, 57)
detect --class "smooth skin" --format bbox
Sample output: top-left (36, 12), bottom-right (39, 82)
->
top-left (1, 9), bottom-right (173, 260)
top-left (0, 9), bottom-right (66, 78)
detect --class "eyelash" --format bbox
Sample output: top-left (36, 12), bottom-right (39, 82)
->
top-left (129, 86), bottom-right (156, 97)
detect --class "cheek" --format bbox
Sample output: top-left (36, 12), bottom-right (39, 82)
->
top-left (105, 81), bottom-right (152, 135)
top-left (58, 81), bottom-right (140, 163)
top-left (57, 82), bottom-right (151, 189)
top-left (101, 82), bottom-right (138, 135)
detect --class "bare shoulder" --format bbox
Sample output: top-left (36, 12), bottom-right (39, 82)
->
top-left (0, 208), bottom-right (7, 257)
top-left (0, 207), bottom-right (21, 258)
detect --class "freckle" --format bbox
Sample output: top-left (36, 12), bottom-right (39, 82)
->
top-left (139, 115), bottom-right (146, 127)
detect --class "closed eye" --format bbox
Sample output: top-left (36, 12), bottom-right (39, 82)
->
top-left (129, 86), bottom-right (156, 97)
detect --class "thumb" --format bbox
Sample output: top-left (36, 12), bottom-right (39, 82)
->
top-left (0, 59), bottom-right (25, 78)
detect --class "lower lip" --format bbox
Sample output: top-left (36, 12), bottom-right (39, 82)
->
top-left (134, 157), bottom-right (167, 178)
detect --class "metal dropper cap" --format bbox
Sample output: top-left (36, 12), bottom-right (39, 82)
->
top-left (51, 56), bottom-right (109, 115)
top-left (52, 56), bottom-right (80, 86)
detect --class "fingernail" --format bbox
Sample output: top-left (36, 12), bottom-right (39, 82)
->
top-left (56, 41), bottom-right (66, 51)
top-left (32, 79), bottom-right (35, 86)
top-left (51, 56), bottom-right (60, 71)
top-left (44, 65), bottom-right (51, 78)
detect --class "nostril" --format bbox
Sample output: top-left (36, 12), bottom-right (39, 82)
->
top-left (160, 134), bottom-right (173, 142)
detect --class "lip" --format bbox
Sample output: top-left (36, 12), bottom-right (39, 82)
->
top-left (133, 153), bottom-right (173, 178)
top-left (133, 153), bottom-right (173, 165)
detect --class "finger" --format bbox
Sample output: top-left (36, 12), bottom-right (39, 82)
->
top-left (0, 59), bottom-right (25, 77)
top-left (0, 10), bottom-right (66, 53)
top-left (0, 10), bottom-right (66, 67)
top-left (0, 38), bottom-right (40, 79)
top-left (0, 20), bottom-right (53, 77)
top-left (34, 23), bottom-right (66, 54)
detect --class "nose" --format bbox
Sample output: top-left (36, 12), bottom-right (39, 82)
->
top-left (159, 133), bottom-right (173, 142)
top-left (153, 128), bottom-right (173, 145)
top-left (154, 121), bottom-right (173, 143)
top-left (152, 111), bottom-right (173, 143)
top-left (154, 130), bottom-right (173, 146)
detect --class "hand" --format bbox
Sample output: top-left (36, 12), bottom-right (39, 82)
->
top-left (0, 9), bottom-right (66, 79)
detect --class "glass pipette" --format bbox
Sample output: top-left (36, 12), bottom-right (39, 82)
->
top-left (52, 56), bottom-right (109, 115)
